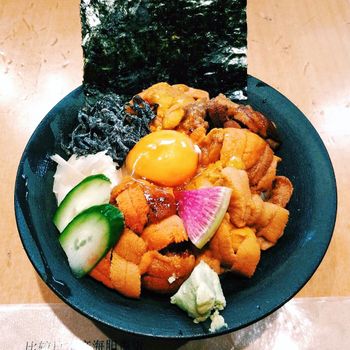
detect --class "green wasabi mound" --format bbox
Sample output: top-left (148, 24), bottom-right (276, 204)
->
top-left (209, 310), bottom-right (228, 333)
top-left (170, 261), bottom-right (226, 324)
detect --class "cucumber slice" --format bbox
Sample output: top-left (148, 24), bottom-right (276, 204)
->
top-left (59, 204), bottom-right (124, 278)
top-left (53, 174), bottom-right (111, 232)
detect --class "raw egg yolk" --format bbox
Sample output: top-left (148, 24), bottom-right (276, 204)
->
top-left (126, 130), bottom-right (199, 187)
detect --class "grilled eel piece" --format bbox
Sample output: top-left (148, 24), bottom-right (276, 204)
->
top-left (207, 94), bottom-right (280, 149)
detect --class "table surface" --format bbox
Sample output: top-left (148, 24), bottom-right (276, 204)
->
top-left (0, 0), bottom-right (349, 304)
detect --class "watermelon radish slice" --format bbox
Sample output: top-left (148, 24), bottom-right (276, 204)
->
top-left (175, 187), bottom-right (232, 249)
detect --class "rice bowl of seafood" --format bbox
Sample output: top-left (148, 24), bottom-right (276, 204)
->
top-left (15, 76), bottom-right (337, 338)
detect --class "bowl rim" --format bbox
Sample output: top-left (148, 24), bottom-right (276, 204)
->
top-left (14, 76), bottom-right (338, 340)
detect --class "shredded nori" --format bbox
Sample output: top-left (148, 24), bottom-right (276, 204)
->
top-left (80, 0), bottom-right (247, 102)
top-left (61, 94), bottom-right (156, 168)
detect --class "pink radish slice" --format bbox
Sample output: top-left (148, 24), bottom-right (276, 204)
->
top-left (175, 187), bottom-right (232, 249)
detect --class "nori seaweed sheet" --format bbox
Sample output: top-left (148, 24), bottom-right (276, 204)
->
top-left (80, 0), bottom-right (247, 101)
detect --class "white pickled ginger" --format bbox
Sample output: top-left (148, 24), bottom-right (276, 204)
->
top-left (51, 151), bottom-right (122, 204)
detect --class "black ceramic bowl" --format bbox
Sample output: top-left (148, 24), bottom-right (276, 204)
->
top-left (15, 76), bottom-right (337, 339)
